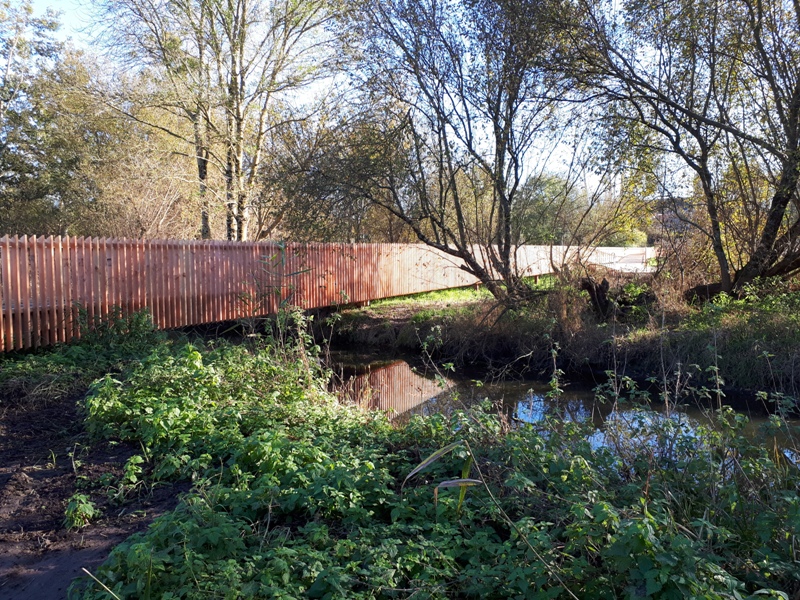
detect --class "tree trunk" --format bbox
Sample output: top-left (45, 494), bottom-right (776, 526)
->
top-left (733, 153), bottom-right (800, 290)
top-left (225, 145), bottom-right (236, 241)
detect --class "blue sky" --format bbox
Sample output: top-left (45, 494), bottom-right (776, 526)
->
top-left (29, 0), bottom-right (91, 46)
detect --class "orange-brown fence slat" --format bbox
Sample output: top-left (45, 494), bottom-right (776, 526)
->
top-left (160, 241), bottom-right (169, 328)
top-left (71, 237), bottom-right (80, 339)
top-left (37, 237), bottom-right (46, 346)
top-left (125, 239), bottom-right (133, 316)
top-left (127, 240), bottom-right (135, 316)
top-left (18, 236), bottom-right (30, 349)
top-left (97, 237), bottom-right (105, 325)
top-left (171, 241), bottom-right (179, 326)
top-left (231, 242), bottom-right (238, 320)
top-left (199, 243), bottom-right (207, 324)
top-left (154, 238), bottom-right (163, 328)
top-left (191, 243), bottom-right (199, 325)
top-left (1, 236), bottom-right (11, 350)
top-left (147, 239), bottom-right (156, 327)
top-left (184, 242), bottom-right (190, 325)
top-left (218, 241), bottom-right (226, 321)
top-left (144, 239), bottom-right (151, 319)
top-left (159, 240), bottom-right (168, 328)
top-left (88, 237), bottom-right (98, 325)
top-left (209, 242), bottom-right (217, 323)
top-left (166, 239), bottom-right (173, 327)
top-left (30, 236), bottom-right (41, 348)
top-left (42, 236), bottom-right (54, 345)
top-left (219, 242), bottom-right (227, 321)
top-left (67, 236), bottom-right (76, 340)
top-left (63, 236), bottom-right (73, 340)
top-left (121, 239), bottom-right (130, 317)
top-left (67, 237), bottom-right (77, 340)
top-left (115, 239), bottom-right (123, 315)
top-left (207, 242), bottom-right (214, 323)
top-left (216, 242), bottom-right (223, 322)
top-left (159, 239), bottom-right (168, 328)
top-left (11, 237), bottom-right (22, 349)
top-left (208, 242), bottom-right (216, 323)
top-left (107, 239), bottom-right (117, 316)
top-left (144, 239), bottom-right (153, 327)
top-left (101, 238), bottom-right (110, 323)
top-left (185, 243), bottom-right (193, 326)
top-left (232, 242), bottom-right (241, 319)
top-left (213, 242), bottom-right (222, 322)
top-left (232, 242), bottom-right (240, 319)
top-left (35, 236), bottom-right (45, 347)
top-left (187, 243), bottom-right (193, 326)
top-left (174, 242), bottom-right (180, 325)
top-left (75, 236), bottom-right (84, 338)
top-left (0, 237), bottom-right (653, 350)
top-left (53, 237), bottom-right (64, 343)
top-left (177, 241), bottom-right (185, 327)
top-left (135, 239), bottom-right (144, 317)
top-left (45, 235), bottom-right (61, 344)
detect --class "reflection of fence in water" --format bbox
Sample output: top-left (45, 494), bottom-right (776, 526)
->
top-left (335, 361), bottom-right (449, 418)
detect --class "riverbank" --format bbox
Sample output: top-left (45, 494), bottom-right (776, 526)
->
top-left (65, 336), bottom-right (800, 598)
top-left (324, 278), bottom-right (800, 409)
top-left (1, 303), bottom-right (799, 598)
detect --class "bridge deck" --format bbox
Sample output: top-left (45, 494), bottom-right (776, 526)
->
top-left (0, 236), bottom-right (655, 351)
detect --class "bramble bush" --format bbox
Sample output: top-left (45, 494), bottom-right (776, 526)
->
top-left (68, 332), bottom-right (800, 599)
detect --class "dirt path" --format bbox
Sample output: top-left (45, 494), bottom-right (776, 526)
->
top-left (0, 396), bottom-right (184, 599)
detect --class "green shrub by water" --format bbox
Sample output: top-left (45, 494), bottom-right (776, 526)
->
top-left (69, 336), bottom-right (800, 599)
top-left (616, 279), bottom-right (800, 394)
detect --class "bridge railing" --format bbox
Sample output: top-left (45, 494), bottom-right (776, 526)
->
top-left (0, 236), bottom-right (656, 351)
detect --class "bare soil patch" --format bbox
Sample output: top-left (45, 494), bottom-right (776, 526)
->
top-left (0, 394), bottom-right (186, 600)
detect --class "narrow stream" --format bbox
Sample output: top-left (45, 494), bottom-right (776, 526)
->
top-left (327, 349), bottom-right (799, 456)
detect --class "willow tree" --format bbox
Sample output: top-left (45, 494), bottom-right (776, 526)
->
top-left (575, 0), bottom-right (800, 292)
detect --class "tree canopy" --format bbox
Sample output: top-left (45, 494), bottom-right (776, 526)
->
top-left (2, 0), bottom-right (800, 298)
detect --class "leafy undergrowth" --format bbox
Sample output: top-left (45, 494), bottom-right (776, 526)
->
top-left (0, 307), bottom-right (165, 408)
top-left (67, 336), bottom-right (800, 599)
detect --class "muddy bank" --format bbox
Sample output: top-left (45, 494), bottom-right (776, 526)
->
top-left (0, 391), bottom-right (187, 599)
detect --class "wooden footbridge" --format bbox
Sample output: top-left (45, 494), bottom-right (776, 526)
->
top-left (0, 236), bottom-right (656, 351)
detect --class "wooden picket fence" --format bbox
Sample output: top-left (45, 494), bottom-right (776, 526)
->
top-left (0, 235), bottom-right (655, 352)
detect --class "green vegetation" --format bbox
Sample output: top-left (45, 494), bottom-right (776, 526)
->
top-left (369, 285), bottom-right (494, 308)
top-left (64, 493), bottom-right (99, 530)
top-left (0, 307), bottom-right (164, 406)
top-left (52, 325), bottom-right (799, 599)
top-left (334, 276), bottom-right (800, 395)
top-left (616, 279), bottom-right (800, 394)
top-left (368, 277), bottom-right (555, 311)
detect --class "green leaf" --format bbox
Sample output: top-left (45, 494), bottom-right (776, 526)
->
top-left (436, 478), bottom-right (482, 488)
top-left (401, 441), bottom-right (465, 491)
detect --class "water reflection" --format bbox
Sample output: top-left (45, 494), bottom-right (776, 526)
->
top-left (328, 353), bottom-right (797, 450)
top-left (329, 351), bottom-right (602, 423)
top-left (332, 359), bottom-right (453, 416)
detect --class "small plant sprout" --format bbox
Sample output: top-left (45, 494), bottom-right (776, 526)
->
top-left (65, 493), bottom-right (98, 530)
